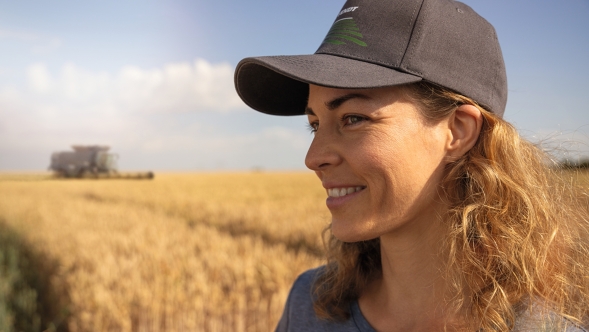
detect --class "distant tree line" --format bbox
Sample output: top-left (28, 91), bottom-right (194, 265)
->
top-left (559, 158), bottom-right (589, 169)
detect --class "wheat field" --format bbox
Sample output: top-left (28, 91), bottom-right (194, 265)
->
top-left (0, 170), bottom-right (587, 332)
top-left (0, 172), bottom-right (329, 332)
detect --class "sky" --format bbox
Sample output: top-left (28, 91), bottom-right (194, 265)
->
top-left (0, 0), bottom-right (588, 171)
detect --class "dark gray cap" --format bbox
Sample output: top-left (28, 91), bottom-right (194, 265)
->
top-left (234, 0), bottom-right (507, 117)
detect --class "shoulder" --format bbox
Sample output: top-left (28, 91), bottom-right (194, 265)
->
top-left (286, 266), bottom-right (322, 307)
top-left (513, 303), bottom-right (588, 332)
top-left (275, 266), bottom-right (373, 332)
top-left (275, 267), bottom-right (325, 332)
top-left (513, 316), bottom-right (587, 332)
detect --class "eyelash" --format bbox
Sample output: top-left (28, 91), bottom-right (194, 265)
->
top-left (306, 122), bottom-right (318, 133)
top-left (342, 114), bottom-right (367, 126)
top-left (306, 115), bottom-right (367, 133)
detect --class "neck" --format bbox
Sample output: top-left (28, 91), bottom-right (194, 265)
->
top-left (359, 214), bottom-right (468, 331)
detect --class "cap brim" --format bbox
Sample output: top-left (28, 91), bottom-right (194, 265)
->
top-left (234, 54), bottom-right (422, 116)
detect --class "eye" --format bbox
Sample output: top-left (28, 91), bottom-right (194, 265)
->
top-left (306, 121), bottom-right (319, 133)
top-left (342, 115), bottom-right (367, 127)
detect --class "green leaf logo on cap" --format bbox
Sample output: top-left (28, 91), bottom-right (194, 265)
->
top-left (322, 18), bottom-right (367, 47)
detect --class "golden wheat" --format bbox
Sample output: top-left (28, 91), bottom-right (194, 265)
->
top-left (1, 170), bottom-right (587, 331)
top-left (0, 172), bottom-right (327, 332)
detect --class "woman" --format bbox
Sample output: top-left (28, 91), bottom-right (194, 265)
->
top-left (234, 0), bottom-right (589, 330)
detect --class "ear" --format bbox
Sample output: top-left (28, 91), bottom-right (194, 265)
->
top-left (446, 104), bottom-right (482, 160)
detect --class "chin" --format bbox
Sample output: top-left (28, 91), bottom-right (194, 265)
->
top-left (331, 219), bottom-right (380, 243)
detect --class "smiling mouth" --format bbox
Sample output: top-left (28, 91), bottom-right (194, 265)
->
top-left (327, 186), bottom-right (365, 198)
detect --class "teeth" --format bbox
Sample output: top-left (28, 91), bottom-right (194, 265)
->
top-left (327, 186), bottom-right (364, 198)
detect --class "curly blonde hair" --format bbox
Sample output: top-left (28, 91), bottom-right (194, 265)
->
top-left (312, 81), bottom-right (589, 330)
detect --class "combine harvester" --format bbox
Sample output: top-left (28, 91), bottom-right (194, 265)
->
top-left (49, 145), bottom-right (154, 179)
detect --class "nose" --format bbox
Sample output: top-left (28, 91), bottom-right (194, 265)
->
top-left (305, 131), bottom-right (342, 171)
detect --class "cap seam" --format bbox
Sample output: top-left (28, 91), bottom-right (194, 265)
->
top-left (316, 50), bottom-right (397, 70)
top-left (389, 0), bottom-right (422, 66)
top-left (398, 0), bottom-right (424, 73)
top-left (315, 50), bottom-right (425, 79)
top-left (400, 0), bottom-right (425, 77)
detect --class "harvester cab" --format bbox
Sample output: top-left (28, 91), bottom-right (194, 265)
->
top-left (49, 145), bottom-right (153, 179)
top-left (49, 145), bottom-right (118, 178)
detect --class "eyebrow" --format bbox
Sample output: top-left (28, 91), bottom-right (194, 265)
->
top-left (304, 93), bottom-right (369, 115)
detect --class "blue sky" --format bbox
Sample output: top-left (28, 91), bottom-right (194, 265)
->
top-left (0, 0), bottom-right (588, 171)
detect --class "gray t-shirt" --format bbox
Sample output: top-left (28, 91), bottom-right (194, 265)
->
top-left (276, 267), bottom-right (587, 332)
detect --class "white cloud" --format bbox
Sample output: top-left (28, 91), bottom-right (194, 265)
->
top-left (0, 59), bottom-right (311, 170)
top-left (27, 63), bottom-right (53, 93)
top-left (18, 59), bottom-right (243, 114)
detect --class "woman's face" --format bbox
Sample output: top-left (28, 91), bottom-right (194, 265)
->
top-left (305, 84), bottom-right (452, 242)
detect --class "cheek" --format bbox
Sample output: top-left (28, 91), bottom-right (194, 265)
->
top-left (361, 125), bottom-right (448, 200)
top-left (396, 122), bottom-right (449, 171)
top-left (357, 127), bottom-right (418, 174)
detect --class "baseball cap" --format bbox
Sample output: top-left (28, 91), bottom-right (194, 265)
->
top-left (234, 0), bottom-right (507, 117)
